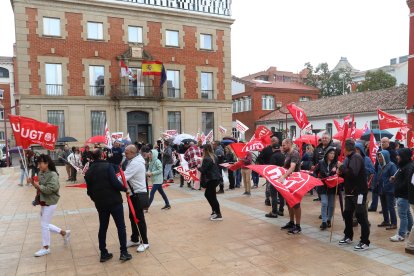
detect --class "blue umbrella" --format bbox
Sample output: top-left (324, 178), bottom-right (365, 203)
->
top-left (221, 139), bottom-right (235, 146)
top-left (360, 129), bottom-right (393, 141)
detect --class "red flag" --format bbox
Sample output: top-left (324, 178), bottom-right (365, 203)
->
top-left (9, 115), bottom-right (58, 150)
top-left (409, 132), bottom-right (414, 149)
top-left (174, 166), bottom-right (199, 182)
top-left (247, 165), bottom-right (323, 208)
top-left (117, 168), bottom-right (139, 224)
top-left (333, 119), bottom-right (343, 132)
top-left (286, 104), bottom-right (309, 130)
top-left (230, 143), bottom-right (247, 159)
top-left (323, 175), bottom-right (344, 188)
top-left (228, 160), bottom-right (244, 171)
top-left (378, 109), bottom-right (409, 130)
top-left (338, 117), bottom-right (350, 162)
top-left (241, 126), bottom-right (273, 152)
top-left (395, 127), bottom-right (410, 141)
top-left (369, 132), bottom-right (379, 165)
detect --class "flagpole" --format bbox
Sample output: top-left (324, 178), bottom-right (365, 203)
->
top-left (330, 176), bottom-right (340, 243)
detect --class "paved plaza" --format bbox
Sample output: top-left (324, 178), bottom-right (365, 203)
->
top-left (1, 167), bottom-right (414, 275)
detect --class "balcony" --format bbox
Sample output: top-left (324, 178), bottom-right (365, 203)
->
top-left (110, 85), bottom-right (162, 100)
top-left (90, 85), bottom-right (105, 96)
top-left (45, 84), bottom-right (63, 96)
top-left (201, 90), bottom-right (214, 100)
top-left (167, 88), bottom-right (180, 99)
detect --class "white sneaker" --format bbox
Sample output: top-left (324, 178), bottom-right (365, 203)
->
top-left (34, 248), bottom-right (50, 257)
top-left (137, 244), bottom-right (149, 252)
top-left (390, 234), bottom-right (405, 242)
top-left (126, 240), bottom-right (140, 247)
top-left (64, 230), bottom-right (71, 245)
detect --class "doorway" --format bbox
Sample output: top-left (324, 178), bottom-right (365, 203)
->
top-left (127, 111), bottom-right (152, 144)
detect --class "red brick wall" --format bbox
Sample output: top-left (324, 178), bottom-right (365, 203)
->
top-left (25, 8), bottom-right (226, 99)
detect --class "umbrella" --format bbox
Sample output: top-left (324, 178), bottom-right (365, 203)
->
top-left (360, 129), bottom-right (393, 141)
top-left (57, 136), bottom-right (78, 143)
top-left (173, 134), bottom-right (194, 145)
top-left (181, 138), bottom-right (197, 145)
top-left (222, 136), bottom-right (238, 142)
top-left (9, 146), bottom-right (27, 154)
top-left (294, 135), bottom-right (319, 147)
top-left (333, 129), bottom-right (365, 140)
top-left (86, 135), bottom-right (106, 144)
top-left (221, 139), bottom-right (235, 146)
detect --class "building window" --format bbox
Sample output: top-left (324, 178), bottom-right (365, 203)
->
top-left (47, 110), bottom-right (65, 138)
top-left (237, 100), bottom-right (242, 112)
top-left (370, 120), bottom-right (379, 130)
top-left (326, 123), bottom-right (332, 136)
top-left (45, 63), bottom-right (63, 96)
top-left (244, 97), bottom-right (252, 111)
top-left (89, 66), bottom-right (105, 96)
top-left (290, 125), bottom-right (296, 138)
top-left (201, 72), bottom-right (213, 99)
top-left (43, 17), bottom-right (60, 36)
top-left (0, 131), bottom-right (4, 141)
top-left (200, 34), bottom-right (212, 50)
top-left (232, 127), bottom-right (240, 139)
top-left (128, 26), bottom-right (143, 43)
top-left (167, 111), bottom-right (181, 133)
top-left (91, 111), bottom-right (106, 136)
top-left (166, 30), bottom-right (179, 47)
top-left (299, 96), bottom-right (311, 102)
top-left (0, 67), bottom-right (9, 78)
top-left (167, 70), bottom-right (180, 98)
top-left (128, 68), bottom-right (144, 96)
top-left (202, 112), bottom-right (214, 136)
top-left (232, 101), bottom-right (237, 113)
top-left (262, 95), bottom-right (274, 110)
top-left (0, 89), bottom-right (3, 99)
top-left (87, 22), bottom-right (103, 40)
top-left (0, 109), bottom-right (3, 120)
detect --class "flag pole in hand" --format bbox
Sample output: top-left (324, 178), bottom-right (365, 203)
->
top-left (330, 176), bottom-right (340, 243)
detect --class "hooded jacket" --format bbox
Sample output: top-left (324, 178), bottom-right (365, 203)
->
top-left (339, 151), bottom-right (367, 196)
top-left (355, 143), bottom-right (375, 176)
top-left (148, 149), bottom-right (163, 184)
top-left (374, 150), bottom-right (397, 194)
top-left (313, 147), bottom-right (338, 194)
top-left (395, 148), bottom-right (414, 199)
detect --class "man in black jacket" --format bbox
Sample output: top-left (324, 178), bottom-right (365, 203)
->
top-left (257, 137), bottom-right (279, 205)
top-left (265, 143), bottom-right (285, 218)
top-left (85, 148), bottom-right (132, 262)
top-left (338, 139), bottom-right (370, 251)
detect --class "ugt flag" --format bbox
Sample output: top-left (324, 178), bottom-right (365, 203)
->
top-left (286, 104), bottom-right (309, 130)
top-left (247, 165), bottom-right (323, 208)
top-left (377, 109), bottom-right (409, 130)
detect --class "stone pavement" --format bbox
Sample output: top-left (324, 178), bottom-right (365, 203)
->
top-left (1, 167), bottom-right (414, 275)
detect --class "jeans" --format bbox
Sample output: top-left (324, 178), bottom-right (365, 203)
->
top-left (20, 169), bottom-right (27, 185)
top-left (235, 169), bottom-right (241, 187)
top-left (252, 171), bottom-right (259, 186)
top-left (320, 193), bottom-right (335, 223)
top-left (204, 180), bottom-right (221, 214)
top-left (397, 198), bottom-right (413, 237)
top-left (164, 164), bottom-right (173, 180)
top-left (149, 184), bottom-right (170, 206)
top-left (40, 205), bottom-right (61, 247)
top-left (97, 203), bottom-right (127, 254)
top-left (343, 195), bottom-right (370, 245)
top-left (380, 193), bottom-right (397, 225)
top-left (369, 190), bottom-right (379, 210)
top-left (241, 168), bottom-right (251, 193)
top-left (129, 195), bottom-right (149, 244)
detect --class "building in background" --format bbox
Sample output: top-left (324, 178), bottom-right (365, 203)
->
top-left (11, 0), bottom-right (233, 144)
top-left (232, 67), bottom-right (319, 140)
top-left (0, 56), bottom-right (17, 148)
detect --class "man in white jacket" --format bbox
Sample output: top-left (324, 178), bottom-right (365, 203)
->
top-left (123, 145), bottom-right (149, 252)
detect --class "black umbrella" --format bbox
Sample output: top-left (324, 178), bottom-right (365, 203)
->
top-left (181, 138), bottom-right (197, 145)
top-left (57, 136), bottom-right (78, 143)
top-left (360, 129), bottom-right (393, 141)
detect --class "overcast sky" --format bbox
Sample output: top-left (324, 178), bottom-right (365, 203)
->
top-left (0, 0), bottom-right (410, 77)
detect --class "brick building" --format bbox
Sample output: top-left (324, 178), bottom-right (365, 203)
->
top-left (11, 0), bottom-right (233, 144)
top-left (232, 67), bottom-right (319, 140)
top-left (0, 56), bottom-right (17, 147)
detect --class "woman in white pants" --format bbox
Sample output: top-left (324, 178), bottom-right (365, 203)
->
top-left (27, 154), bottom-right (71, 257)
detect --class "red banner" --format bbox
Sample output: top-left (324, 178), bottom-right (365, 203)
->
top-left (395, 127), bottom-right (410, 141)
top-left (228, 160), bottom-right (244, 171)
top-left (230, 143), bottom-right (247, 159)
top-left (247, 165), bottom-right (323, 208)
top-left (323, 175), bottom-right (344, 188)
top-left (369, 132), bottom-right (379, 165)
top-left (9, 115), bottom-right (58, 150)
top-left (378, 109), bottom-right (409, 130)
top-left (333, 119), bottom-right (343, 132)
top-left (286, 104), bottom-right (309, 130)
top-left (174, 166), bottom-right (199, 182)
top-left (117, 168), bottom-right (138, 224)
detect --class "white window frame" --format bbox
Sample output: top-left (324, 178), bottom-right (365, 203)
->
top-left (232, 101), bottom-right (237, 113)
top-left (166, 30), bottom-right (179, 47)
top-left (262, 95), bottom-right (275, 110)
top-left (43, 17), bottom-right (61, 36)
top-left (128, 26), bottom-right (143, 43)
top-left (200, 33), bottom-right (213, 50)
top-left (89, 65), bottom-right (105, 96)
top-left (0, 89), bottom-right (3, 99)
top-left (0, 131), bottom-right (4, 141)
top-left (87, 22), bottom-right (103, 40)
top-left (166, 70), bottom-right (180, 98)
top-left (47, 110), bottom-right (65, 138)
top-left (45, 63), bottom-right (63, 96)
top-left (201, 72), bottom-right (213, 99)
top-left (299, 96), bottom-right (311, 102)
top-left (167, 111), bottom-right (182, 133)
top-left (0, 109), bottom-right (4, 120)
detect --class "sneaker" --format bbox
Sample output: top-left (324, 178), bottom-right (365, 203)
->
top-left (126, 240), bottom-right (140, 247)
top-left (390, 234), bottom-right (405, 242)
top-left (367, 208), bottom-right (377, 212)
top-left (320, 222), bottom-right (327, 230)
top-left (313, 197), bottom-right (321, 201)
top-left (210, 213), bottom-right (223, 221)
top-left (161, 205), bottom-right (171, 210)
top-left (216, 190), bottom-right (224, 194)
top-left (100, 252), bottom-right (113, 262)
top-left (264, 199), bottom-right (271, 206)
top-left (277, 210), bottom-right (284, 216)
top-left (281, 221), bottom-right (294, 230)
top-left (34, 248), bottom-right (50, 257)
top-left (167, 179), bottom-right (174, 183)
top-left (354, 242), bottom-right (369, 251)
top-left (242, 192), bottom-right (251, 195)
top-left (18, 183), bottom-right (23, 186)
top-left (63, 230), bottom-right (71, 245)
top-left (119, 252), bottom-right (132, 261)
top-left (137, 244), bottom-right (150, 252)
top-left (386, 225), bottom-right (397, 230)
top-left (378, 221), bottom-right (390, 227)
top-left (288, 225), bottom-right (301, 234)
top-left (338, 237), bottom-right (353, 245)
top-left (327, 221), bottom-right (331, 228)
top-left (265, 212), bottom-right (278, 218)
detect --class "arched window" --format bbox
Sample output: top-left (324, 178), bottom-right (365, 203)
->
top-left (0, 67), bottom-right (9, 78)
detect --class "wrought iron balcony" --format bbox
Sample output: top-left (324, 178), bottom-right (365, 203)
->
top-left (201, 90), bottom-right (214, 100)
top-left (90, 85), bottom-right (105, 96)
top-left (110, 85), bottom-right (163, 99)
top-left (45, 84), bottom-right (63, 96)
top-left (167, 88), bottom-right (180, 99)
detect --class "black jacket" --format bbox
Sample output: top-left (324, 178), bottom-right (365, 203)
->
top-left (313, 140), bottom-right (338, 165)
top-left (339, 152), bottom-right (367, 196)
top-left (313, 159), bottom-right (338, 194)
top-left (199, 156), bottom-right (221, 183)
top-left (256, 146), bottom-right (274, 165)
top-left (269, 150), bottom-right (285, 167)
top-left (395, 148), bottom-right (414, 200)
top-left (85, 159), bottom-right (127, 210)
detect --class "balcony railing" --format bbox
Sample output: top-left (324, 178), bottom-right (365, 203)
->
top-left (90, 85), bottom-right (105, 96)
top-left (201, 90), bottom-right (213, 100)
top-left (110, 85), bottom-right (162, 99)
top-left (167, 88), bottom-right (180, 99)
top-left (45, 84), bottom-right (63, 96)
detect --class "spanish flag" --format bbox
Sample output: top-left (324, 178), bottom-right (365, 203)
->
top-left (142, 60), bottom-right (163, 76)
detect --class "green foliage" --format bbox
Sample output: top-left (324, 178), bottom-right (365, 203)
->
top-left (356, 70), bottom-right (396, 92)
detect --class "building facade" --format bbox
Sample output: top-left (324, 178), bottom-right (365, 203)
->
top-left (12, 0), bottom-right (233, 144)
top-left (0, 56), bottom-right (17, 147)
top-left (232, 67), bottom-right (319, 140)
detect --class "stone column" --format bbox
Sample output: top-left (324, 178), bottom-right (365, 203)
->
top-left (407, 0), bottom-right (414, 143)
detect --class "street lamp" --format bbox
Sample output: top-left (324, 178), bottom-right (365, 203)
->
top-left (275, 101), bottom-right (290, 139)
top-left (0, 104), bottom-right (18, 167)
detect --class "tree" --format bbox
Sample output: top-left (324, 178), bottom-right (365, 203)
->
top-left (356, 70), bottom-right (396, 92)
top-left (304, 62), bottom-right (352, 97)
